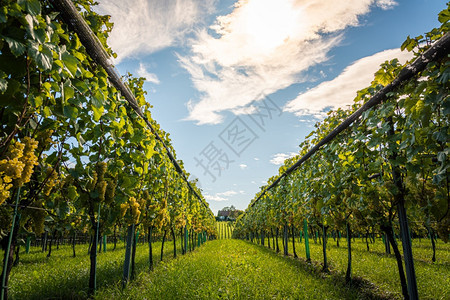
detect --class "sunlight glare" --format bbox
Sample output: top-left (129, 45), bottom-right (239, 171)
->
top-left (242, 0), bottom-right (301, 53)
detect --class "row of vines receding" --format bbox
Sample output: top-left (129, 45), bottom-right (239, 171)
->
top-left (0, 0), bottom-right (215, 298)
top-left (234, 5), bottom-right (449, 300)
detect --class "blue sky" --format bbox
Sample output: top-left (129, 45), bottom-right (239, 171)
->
top-left (95, 0), bottom-right (445, 214)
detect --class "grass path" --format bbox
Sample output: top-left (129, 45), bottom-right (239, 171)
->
top-left (281, 237), bottom-right (449, 299)
top-left (96, 239), bottom-right (385, 299)
top-left (7, 240), bottom-right (179, 299)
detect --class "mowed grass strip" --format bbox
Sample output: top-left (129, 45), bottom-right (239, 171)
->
top-left (279, 237), bottom-right (449, 300)
top-left (96, 239), bottom-right (380, 299)
top-left (6, 240), bottom-right (180, 299)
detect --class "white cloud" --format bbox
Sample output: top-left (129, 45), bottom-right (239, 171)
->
top-left (204, 189), bottom-right (239, 201)
top-left (204, 194), bottom-right (227, 202)
top-left (239, 164), bottom-right (247, 169)
top-left (96, 0), bottom-right (216, 62)
top-left (270, 152), bottom-right (297, 165)
top-left (375, 0), bottom-right (398, 10)
top-left (180, 0), bottom-right (397, 124)
top-left (217, 190), bottom-right (238, 197)
top-left (284, 48), bottom-right (412, 117)
top-left (136, 63), bottom-right (160, 84)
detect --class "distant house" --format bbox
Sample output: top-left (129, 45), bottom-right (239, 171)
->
top-left (217, 210), bottom-right (231, 221)
top-left (216, 206), bottom-right (243, 221)
top-left (218, 210), bottom-right (231, 217)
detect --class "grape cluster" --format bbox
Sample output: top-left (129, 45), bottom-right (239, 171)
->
top-left (153, 208), bottom-right (169, 230)
top-left (29, 203), bottom-right (46, 235)
top-left (96, 162), bottom-right (108, 202)
top-left (66, 185), bottom-right (79, 200)
top-left (37, 129), bottom-right (54, 151)
top-left (119, 197), bottom-right (141, 224)
top-left (16, 137), bottom-right (39, 187)
top-left (119, 202), bottom-right (128, 218)
top-left (0, 138), bottom-right (38, 204)
top-left (43, 168), bottom-right (59, 196)
top-left (105, 178), bottom-right (116, 204)
top-left (130, 197), bottom-right (141, 224)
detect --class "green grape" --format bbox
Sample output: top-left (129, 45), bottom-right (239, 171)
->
top-left (97, 180), bottom-right (107, 202)
top-left (105, 179), bottom-right (116, 204)
top-left (96, 162), bottom-right (107, 182)
top-left (43, 168), bottom-right (58, 196)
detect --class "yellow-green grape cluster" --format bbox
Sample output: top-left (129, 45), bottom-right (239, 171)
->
top-left (119, 197), bottom-right (142, 224)
top-left (120, 202), bottom-right (128, 218)
top-left (66, 185), bottom-right (79, 200)
top-left (43, 168), bottom-right (58, 196)
top-left (37, 129), bottom-right (54, 151)
top-left (129, 197), bottom-right (141, 224)
top-left (70, 216), bottom-right (82, 228)
top-left (97, 180), bottom-right (107, 202)
top-left (30, 204), bottom-right (46, 235)
top-left (96, 162), bottom-right (107, 201)
top-left (154, 208), bottom-right (169, 229)
top-left (0, 175), bottom-right (14, 205)
top-left (16, 137), bottom-right (39, 187)
top-left (175, 216), bottom-right (186, 228)
top-left (105, 178), bottom-right (116, 204)
top-left (0, 140), bottom-right (27, 204)
top-left (96, 162), bottom-right (107, 181)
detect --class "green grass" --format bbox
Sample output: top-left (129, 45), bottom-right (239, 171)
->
top-left (4, 236), bottom-right (448, 299)
top-left (215, 221), bottom-right (234, 239)
top-left (6, 238), bottom-right (182, 299)
top-left (95, 239), bottom-right (379, 299)
top-left (266, 235), bottom-right (449, 300)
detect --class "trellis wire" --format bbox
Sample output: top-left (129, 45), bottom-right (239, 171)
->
top-left (251, 31), bottom-right (450, 207)
top-left (47, 0), bottom-right (212, 215)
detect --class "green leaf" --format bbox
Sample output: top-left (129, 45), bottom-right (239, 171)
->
top-left (91, 89), bottom-right (105, 108)
top-left (145, 145), bottom-right (155, 159)
top-left (91, 104), bottom-right (104, 121)
top-left (63, 105), bottom-right (78, 120)
top-left (29, 95), bottom-right (43, 108)
top-left (73, 79), bottom-right (89, 94)
top-left (19, 0), bottom-right (41, 16)
top-left (28, 42), bottom-right (53, 70)
top-left (76, 132), bottom-right (85, 146)
top-left (2, 36), bottom-right (26, 56)
top-left (43, 106), bottom-right (52, 117)
top-left (374, 68), bottom-right (393, 86)
top-left (437, 151), bottom-right (446, 163)
top-left (61, 51), bottom-right (79, 77)
top-left (438, 7), bottom-right (450, 24)
top-left (63, 83), bottom-right (74, 102)
top-left (443, 98), bottom-right (450, 115)
top-left (34, 28), bottom-right (46, 44)
top-left (29, 118), bottom-right (37, 129)
top-left (134, 166), bottom-right (143, 175)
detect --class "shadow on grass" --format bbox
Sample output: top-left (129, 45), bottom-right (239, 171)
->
top-left (9, 241), bottom-right (183, 300)
top-left (246, 240), bottom-right (398, 300)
